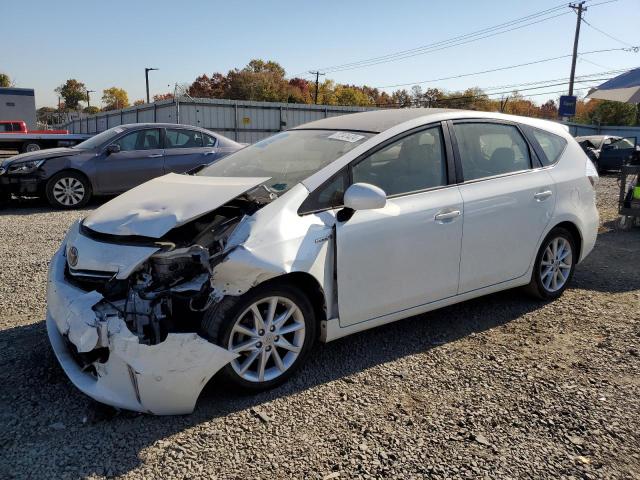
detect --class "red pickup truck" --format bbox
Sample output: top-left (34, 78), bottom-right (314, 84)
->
top-left (0, 120), bottom-right (90, 153)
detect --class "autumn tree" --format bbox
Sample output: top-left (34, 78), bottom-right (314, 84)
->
top-left (83, 106), bottom-right (100, 114)
top-left (0, 73), bottom-right (11, 87)
top-left (102, 87), bottom-right (130, 110)
top-left (153, 92), bottom-right (174, 101)
top-left (133, 99), bottom-right (145, 106)
top-left (55, 79), bottom-right (88, 110)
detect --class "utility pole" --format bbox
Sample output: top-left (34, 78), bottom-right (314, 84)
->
top-left (309, 70), bottom-right (325, 104)
top-left (86, 89), bottom-right (95, 109)
top-left (145, 67), bottom-right (159, 103)
top-left (568, 2), bottom-right (586, 97)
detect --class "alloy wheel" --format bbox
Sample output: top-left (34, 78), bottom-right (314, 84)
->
top-left (228, 296), bottom-right (306, 383)
top-left (52, 177), bottom-right (85, 206)
top-left (539, 237), bottom-right (573, 292)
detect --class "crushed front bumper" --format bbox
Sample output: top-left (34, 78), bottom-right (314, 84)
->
top-left (46, 233), bottom-right (237, 415)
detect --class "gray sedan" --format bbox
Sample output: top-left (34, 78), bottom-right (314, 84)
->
top-left (0, 123), bottom-right (243, 208)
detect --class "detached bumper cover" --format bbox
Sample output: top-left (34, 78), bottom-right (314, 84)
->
top-left (46, 239), bottom-right (237, 415)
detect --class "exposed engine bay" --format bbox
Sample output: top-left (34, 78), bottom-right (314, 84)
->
top-left (70, 186), bottom-right (276, 347)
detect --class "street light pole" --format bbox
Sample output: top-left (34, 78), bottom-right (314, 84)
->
top-left (86, 89), bottom-right (95, 109)
top-left (145, 67), bottom-right (159, 103)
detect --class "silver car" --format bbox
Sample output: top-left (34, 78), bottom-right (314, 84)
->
top-left (47, 109), bottom-right (598, 414)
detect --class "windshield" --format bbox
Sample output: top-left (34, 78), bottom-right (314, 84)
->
top-left (199, 129), bottom-right (373, 194)
top-left (74, 127), bottom-right (127, 150)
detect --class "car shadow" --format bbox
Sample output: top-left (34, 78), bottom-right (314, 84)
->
top-left (0, 249), bottom-right (624, 480)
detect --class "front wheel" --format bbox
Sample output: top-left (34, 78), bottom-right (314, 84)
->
top-left (45, 171), bottom-right (92, 209)
top-left (202, 282), bottom-right (316, 391)
top-left (22, 142), bottom-right (41, 153)
top-left (525, 227), bottom-right (576, 300)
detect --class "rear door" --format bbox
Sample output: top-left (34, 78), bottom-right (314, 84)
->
top-left (162, 128), bottom-right (219, 174)
top-left (451, 121), bottom-right (556, 293)
top-left (95, 128), bottom-right (164, 193)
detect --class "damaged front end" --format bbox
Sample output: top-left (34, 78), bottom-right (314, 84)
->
top-left (47, 178), bottom-right (281, 414)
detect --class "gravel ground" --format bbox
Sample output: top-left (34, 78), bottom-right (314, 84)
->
top-left (0, 176), bottom-right (639, 480)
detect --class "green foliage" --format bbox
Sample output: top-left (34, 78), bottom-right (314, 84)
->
top-left (83, 106), bottom-right (100, 114)
top-left (0, 73), bottom-right (11, 88)
top-left (55, 79), bottom-right (88, 110)
top-left (102, 87), bottom-right (129, 111)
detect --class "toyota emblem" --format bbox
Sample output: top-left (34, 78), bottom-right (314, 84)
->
top-left (68, 246), bottom-right (79, 267)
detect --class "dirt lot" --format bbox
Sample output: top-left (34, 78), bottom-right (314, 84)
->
top-left (0, 175), bottom-right (638, 480)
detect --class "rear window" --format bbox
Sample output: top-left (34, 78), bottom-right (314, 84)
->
top-left (532, 129), bottom-right (567, 166)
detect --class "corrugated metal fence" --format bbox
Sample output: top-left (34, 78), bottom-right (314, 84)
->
top-left (563, 121), bottom-right (640, 139)
top-left (61, 98), bottom-right (373, 144)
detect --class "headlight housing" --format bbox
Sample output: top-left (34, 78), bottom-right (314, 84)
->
top-left (7, 159), bottom-right (46, 175)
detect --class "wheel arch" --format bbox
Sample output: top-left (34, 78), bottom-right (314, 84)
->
top-left (47, 168), bottom-right (95, 191)
top-left (258, 271), bottom-right (328, 334)
top-left (549, 220), bottom-right (583, 262)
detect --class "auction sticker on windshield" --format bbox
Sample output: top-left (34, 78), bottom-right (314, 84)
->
top-left (328, 132), bottom-right (366, 143)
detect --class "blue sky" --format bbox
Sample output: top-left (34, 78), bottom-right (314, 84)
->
top-left (2, 0), bottom-right (638, 108)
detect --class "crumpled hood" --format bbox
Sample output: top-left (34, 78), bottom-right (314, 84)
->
top-left (1, 147), bottom-right (82, 166)
top-left (83, 173), bottom-right (270, 238)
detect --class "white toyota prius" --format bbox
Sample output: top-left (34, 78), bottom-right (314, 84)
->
top-left (47, 109), bottom-right (599, 414)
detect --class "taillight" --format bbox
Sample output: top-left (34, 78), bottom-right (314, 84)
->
top-left (585, 158), bottom-right (599, 187)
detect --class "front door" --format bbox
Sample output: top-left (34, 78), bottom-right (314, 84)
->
top-left (96, 128), bottom-right (164, 193)
top-left (335, 125), bottom-right (463, 327)
top-left (451, 121), bottom-right (556, 293)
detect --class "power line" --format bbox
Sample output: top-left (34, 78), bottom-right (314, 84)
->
top-left (581, 17), bottom-right (635, 48)
top-left (293, 2), bottom-right (572, 76)
top-left (374, 47), bottom-right (636, 89)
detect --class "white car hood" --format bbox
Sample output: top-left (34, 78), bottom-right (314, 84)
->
top-left (83, 173), bottom-right (270, 238)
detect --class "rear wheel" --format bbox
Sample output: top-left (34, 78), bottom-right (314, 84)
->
top-left (21, 142), bottom-right (41, 153)
top-left (45, 171), bottom-right (92, 209)
top-left (202, 282), bottom-right (316, 391)
top-left (525, 227), bottom-right (576, 300)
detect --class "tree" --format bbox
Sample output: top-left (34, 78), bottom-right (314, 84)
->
top-left (590, 100), bottom-right (637, 126)
top-left (410, 85), bottom-right (423, 107)
top-left (133, 99), bottom-right (145, 106)
top-left (0, 73), bottom-right (11, 87)
top-left (539, 100), bottom-right (558, 119)
top-left (36, 106), bottom-right (57, 124)
top-left (153, 92), bottom-right (174, 102)
top-left (55, 79), bottom-right (87, 110)
top-left (83, 106), bottom-right (100, 114)
top-left (102, 87), bottom-right (129, 111)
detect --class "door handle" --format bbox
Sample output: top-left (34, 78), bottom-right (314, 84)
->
top-left (434, 209), bottom-right (461, 222)
top-left (148, 153), bottom-right (163, 158)
top-left (203, 150), bottom-right (217, 156)
top-left (534, 190), bottom-right (553, 201)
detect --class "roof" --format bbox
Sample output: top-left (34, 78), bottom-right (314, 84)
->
top-left (292, 108), bottom-right (457, 133)
top-left (575, 135), bottom-right (617, 140)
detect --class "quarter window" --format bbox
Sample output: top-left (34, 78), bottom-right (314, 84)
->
top-left (204, 134), bottom-right (217, 147)
top-left (113, 129), bottom-right (160, 151)
top-left (532, 128), bottom-right (567, 165)
top-left (165, 129), bottom-right (204, 149)
top-left (300, 169), bottom-right (349, 213)
top-left (454, 123), bottom-right (531, 181)
top-left (352, 127), bottom-right (447, 196)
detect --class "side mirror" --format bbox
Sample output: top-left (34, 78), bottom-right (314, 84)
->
top-left (343, 183), bottom-right (387, 211)
top-left (106, 144), bottom-right (121, 154)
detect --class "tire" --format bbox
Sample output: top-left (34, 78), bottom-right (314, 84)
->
top-left (202, 281), bottom-right (316, 391)
top-left (525, 227), bottom-right (577, 300)
top-left (45, 171), bottom-right (92, 209)
top-left (21, 142), bottom-right (41, 153)
top-left (0, 191), bottom-right (10, 207)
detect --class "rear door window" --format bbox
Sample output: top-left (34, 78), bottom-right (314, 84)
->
top-left (165, 129), bottom-right (204, 149)
top-left (453, 123), bottom-right (531, 181)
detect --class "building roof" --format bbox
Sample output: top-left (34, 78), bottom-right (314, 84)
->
top-left (292, 108), bottom-right (457, 133)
